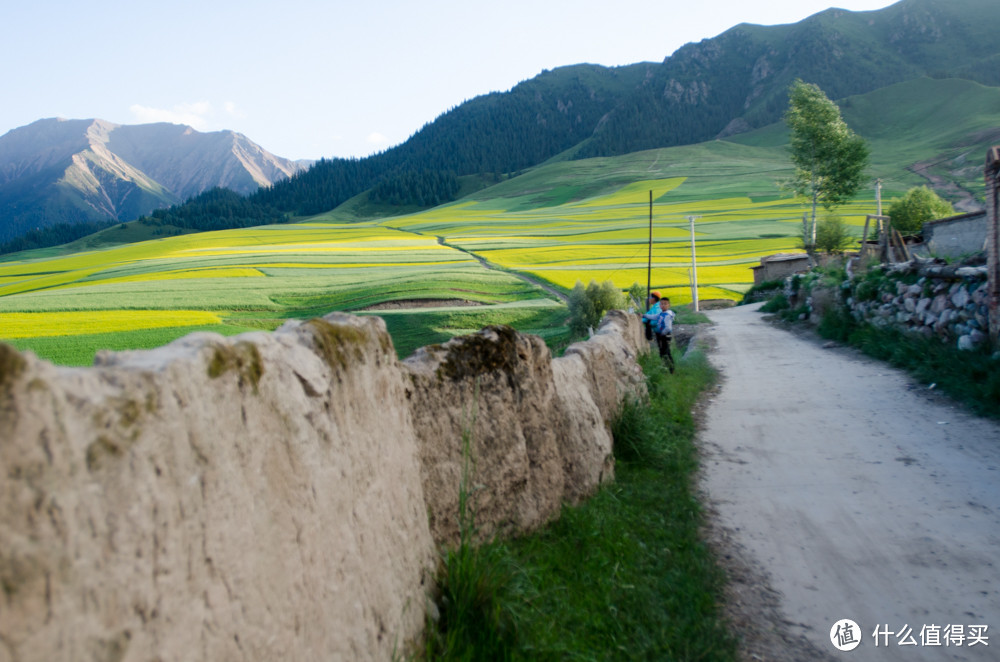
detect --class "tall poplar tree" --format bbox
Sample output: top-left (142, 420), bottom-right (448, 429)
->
top-left (785, 80), bottom-right (869, 248)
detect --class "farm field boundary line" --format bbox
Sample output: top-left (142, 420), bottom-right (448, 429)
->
top-left (389, 225), bottom-right (570, 303)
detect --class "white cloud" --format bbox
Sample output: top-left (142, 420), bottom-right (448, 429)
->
top-left (367, 132), bottom-right (390, 146)
top-left (128, 101), bottom-right (214, 129)
top-left (223, 101), bottom-right (246, 119)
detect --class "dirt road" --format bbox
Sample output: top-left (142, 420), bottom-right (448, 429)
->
top-left (698, 303), bottom-right (1000, 661)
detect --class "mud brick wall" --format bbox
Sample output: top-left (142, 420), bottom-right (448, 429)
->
top-left (0, 310), bottom-right (646, 662)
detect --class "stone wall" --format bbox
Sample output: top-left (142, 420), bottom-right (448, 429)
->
top-left (809, 259), bottom-right (992, 350)
top-left (0, 310), bottom-right (647, 661)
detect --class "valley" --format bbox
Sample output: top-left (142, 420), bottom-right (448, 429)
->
top-left (0, 140), bottom-right (825, 365)
top-left (3, 2), bottom-right (1000, 659)
top-left (3, 78), bottom-right (1000, 365)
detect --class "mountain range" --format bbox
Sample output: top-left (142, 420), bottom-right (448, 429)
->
top-left (247, 0), bottom-right (1000, 219)
top-left (0, 118), bottom-right (307, 243)
top-left (2, 0), bottom-right (999, 247)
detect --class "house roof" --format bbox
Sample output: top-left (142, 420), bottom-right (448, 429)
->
top-left (761, 253), bottom-right (809, 263)
top-left (924, 210), bottom-right (987, 227)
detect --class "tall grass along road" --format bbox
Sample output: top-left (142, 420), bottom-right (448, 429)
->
top-left (699, 303), bottom-right (1000, 661)
top-left (424, 350), bottom-right (737, 661)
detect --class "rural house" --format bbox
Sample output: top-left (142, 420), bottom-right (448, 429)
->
top-left (751, 253), bottom-right (811, 285)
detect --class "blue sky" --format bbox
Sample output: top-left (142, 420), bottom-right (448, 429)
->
top-left (4, 0), bottom-right (898, 161)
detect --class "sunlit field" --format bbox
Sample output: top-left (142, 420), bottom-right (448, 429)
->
top-left (0, 222), bottom-right (554, 363)
top-left (387, 178), bottom-right (874, 304)
top-left (0, 141), bottom-right (880, 365)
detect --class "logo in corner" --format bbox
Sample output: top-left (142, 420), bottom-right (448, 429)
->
top-left (831, 619), bottom-right (862, 651)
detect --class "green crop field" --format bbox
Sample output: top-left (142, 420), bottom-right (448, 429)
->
top-left (0, 222), bottom-right (555, 364)
top-left (0, 148), bottom-right (879, 366)
top-left (384, 169), bottom-right (875, 302)
top-left (7, 76), bottom-right (999, 367)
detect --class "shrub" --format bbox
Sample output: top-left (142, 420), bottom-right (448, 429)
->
top-left (626, 282), bottom-right (646, 310)
top-left (779, 303), bottom-right (811, 322)
top-left (611, 396), bottom-right (654, 463)
top-left (815, 215), bottom-right (855, 254)
top-left (887, 186), bottom-right (954, 236)
top-left (816, 302), bottom-right (857, 342)
top-left (740, 279), bottom-right (785, 304)
top-left (568, 280), bottom-right (624, 337)
top-left (760, 293), bottom-right (790, 313)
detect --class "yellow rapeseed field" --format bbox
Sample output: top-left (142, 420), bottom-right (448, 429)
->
top-left (0, 310), bottom-right (223, 338)
top-left (0, 168), bottom-right (877, 357)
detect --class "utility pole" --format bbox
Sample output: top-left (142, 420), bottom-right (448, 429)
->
top-left (689, 215), bottom-right (700, 312)
top-left (646, 190), bottom-right (653, 303)
top-left (876, 179), bottom-right (883, 217)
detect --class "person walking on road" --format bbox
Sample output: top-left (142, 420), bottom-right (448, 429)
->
top-left (644, 296), bottom-right (675, 373)
top-left (642, 291), bottom-right (661, 342)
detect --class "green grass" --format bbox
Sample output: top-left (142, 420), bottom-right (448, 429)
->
top-left (816, 306), bottom-right (1000, 418)
top-left (2, 322), bottom-right (272, 366)
top-left (3, 303), bottom-right (569, 367)
top-left (423, 346), bottom-right (736, 661)
top-left (729, 77), bottom-right (1000, 204)
top-left (368, 302), bottom-right (569, 359)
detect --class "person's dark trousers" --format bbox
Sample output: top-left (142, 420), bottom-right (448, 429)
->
top-left (655, 333), bottom-right (675, 373)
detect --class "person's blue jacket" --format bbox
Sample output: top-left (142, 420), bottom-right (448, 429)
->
top-left (644, 308), bottom-right (675, 335)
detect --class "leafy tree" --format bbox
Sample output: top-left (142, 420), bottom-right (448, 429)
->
top-left (568, 280), bottom-right (624, 336)
top-left (626, 282), bottom-right (646, 310)
top-left (568, 282), bottom-right (596, 337)
top-left (888, 186), bottom-right (954, 236)
top-left (785, 80), bottom-right (869, 248)
top-left (588, 280), bottom-right (624, 321)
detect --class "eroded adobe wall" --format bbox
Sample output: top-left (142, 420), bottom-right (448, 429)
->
top-left (405, 309), bottom-right (646, 546)
top-left (0, 315), bottom-right (436, 662)
top-left (0, 310), bottom-right (647, 661)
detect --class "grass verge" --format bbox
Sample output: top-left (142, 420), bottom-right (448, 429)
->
top-left (422, 345), bottom-right (737, 660)
top-left (816, 307), bottom-right (1000, 419)
top-left (1, 323), bottom-right (274, 366)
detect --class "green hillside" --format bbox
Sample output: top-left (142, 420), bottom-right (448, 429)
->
top-left (580, 0), bottom-right (1000, 158)
top-left (728, 77), bottom-right (1000, 205)
top-left (29, 0), bottom-right (990, 251)
top-left (2, 77), bottom-right (999, 366)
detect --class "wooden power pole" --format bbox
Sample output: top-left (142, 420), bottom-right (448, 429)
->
top-left (689, 215), bottom-right (700, 312)
top-left (646, 190), bottom-right (653, 303)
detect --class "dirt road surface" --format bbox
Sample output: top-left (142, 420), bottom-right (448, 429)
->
top-left (698, 303), bottom-right (1000, 661)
